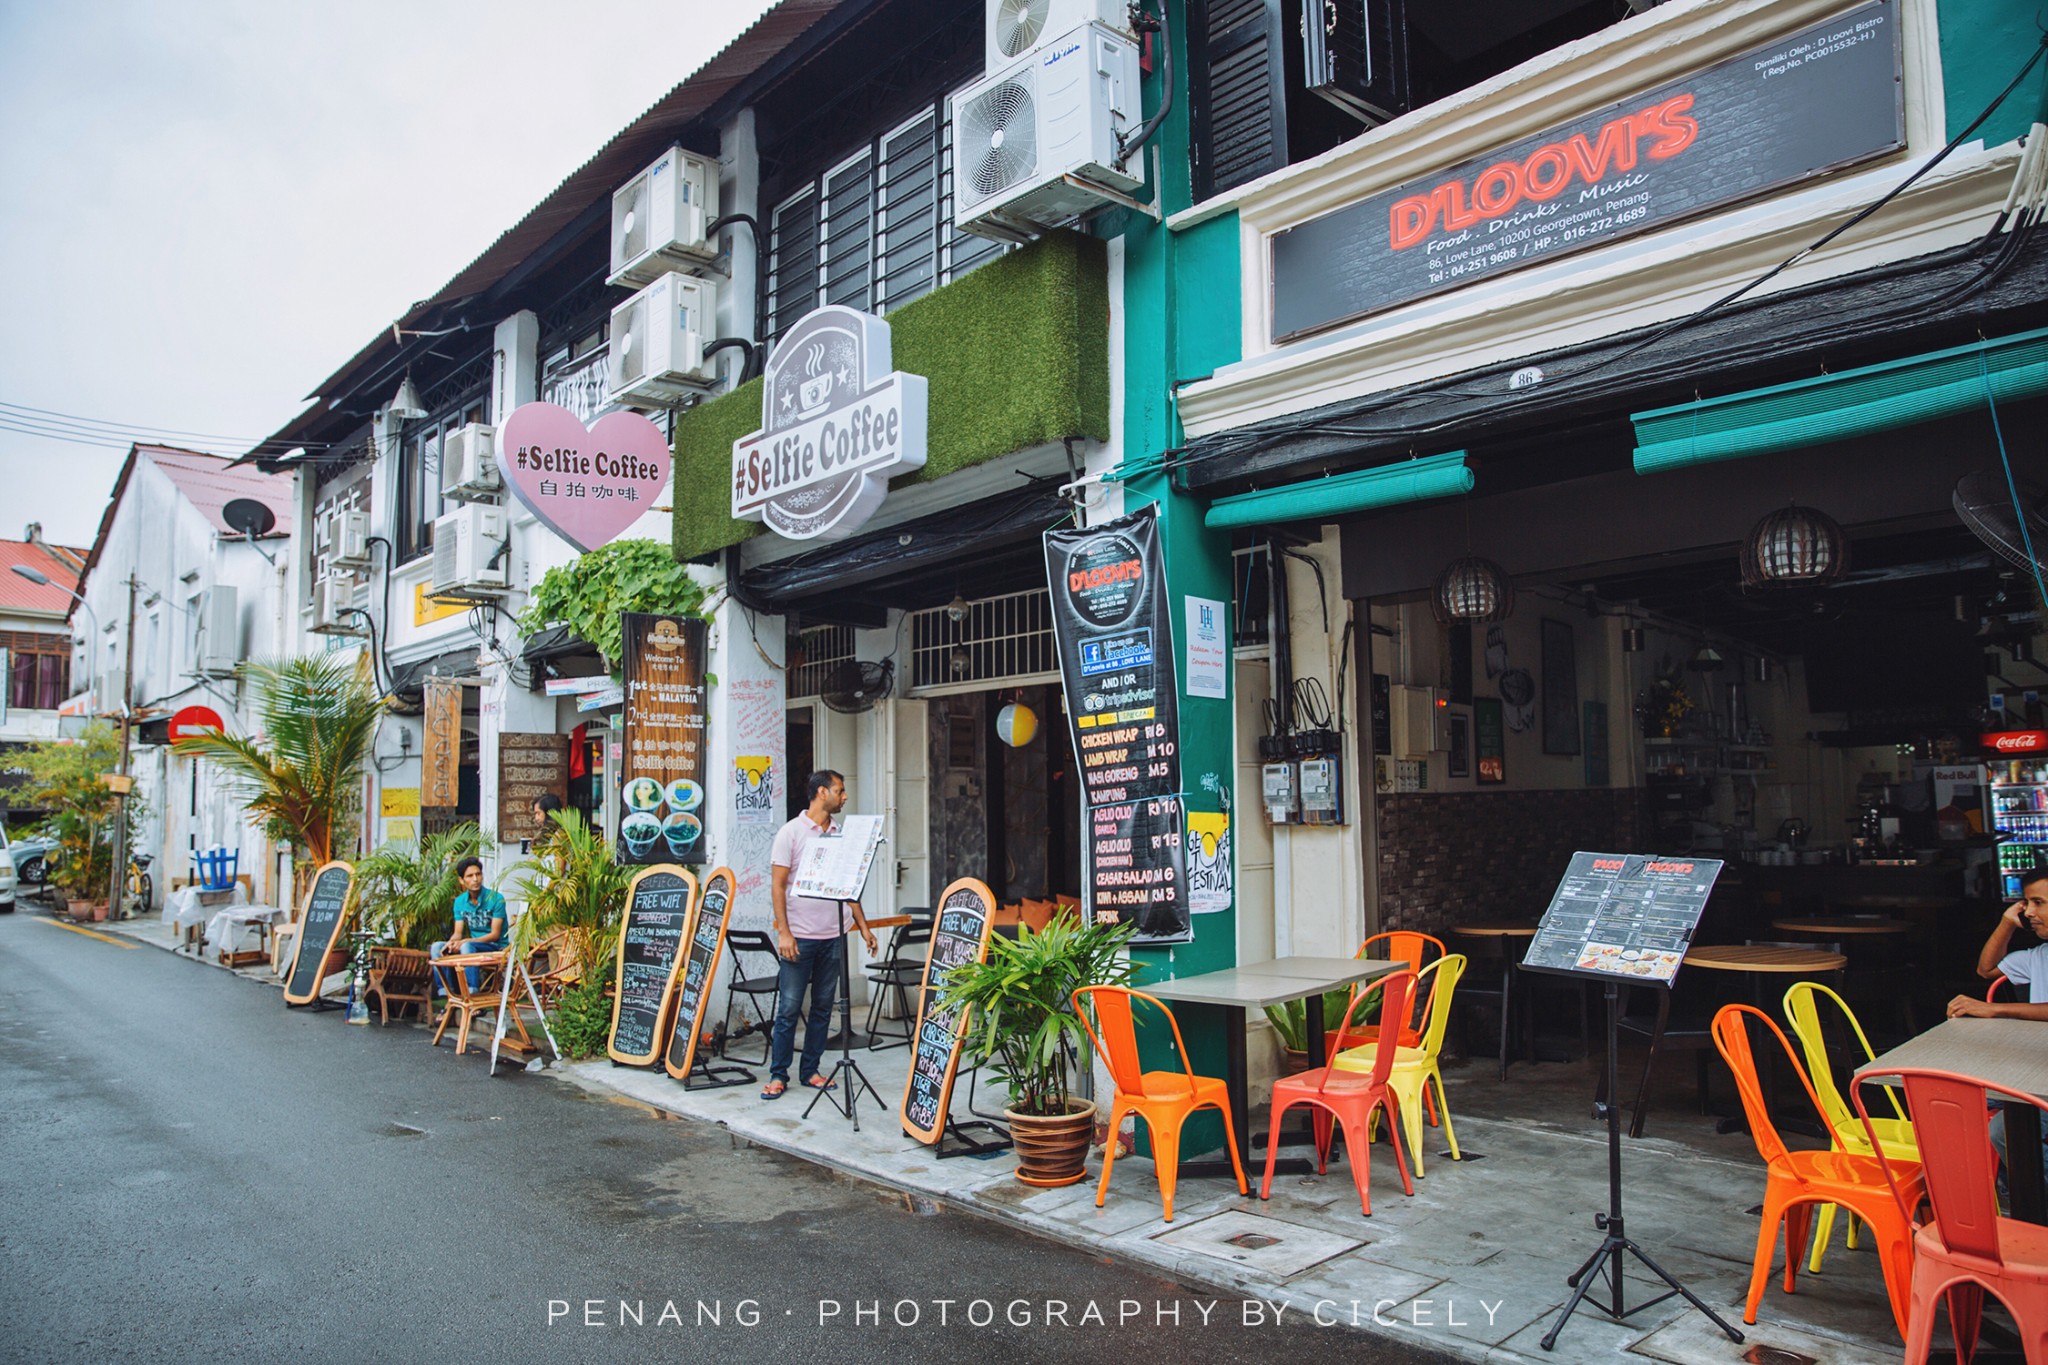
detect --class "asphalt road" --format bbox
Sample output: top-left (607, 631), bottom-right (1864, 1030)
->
top-left (0, 910), bottom-right (1455, 1365)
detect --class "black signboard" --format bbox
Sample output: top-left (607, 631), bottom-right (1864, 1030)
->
top-left (1086, 794), bottom-right (1189, 941)
top-left (664, 867), bottom-right (736, 1082)
top-left (606, 866), bottom-right (697, 1065)
top-left (901, 879), bottom-right (997, 1145)
top-left (1522, 852), bottom-right (1723, 985)
top-left (1270, 1), bottom-right (1904, 340)
top-left (1046, 506), bottom-right (1181, 808)
top-left (283, 860), bottom-right (355, 1007)
top-left (620, 613), bottom-right (708, 866)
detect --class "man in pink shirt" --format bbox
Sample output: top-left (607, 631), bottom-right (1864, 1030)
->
top-left (761, 769), bottom-right (877, 1099)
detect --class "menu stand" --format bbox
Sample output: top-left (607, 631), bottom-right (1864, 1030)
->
top-left (803, 897), bottom-right (886, 1128)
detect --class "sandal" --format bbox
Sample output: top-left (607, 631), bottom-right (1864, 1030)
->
top-left (759, 1080), bottom-right (787, 1100)
top-left (805, 1074), bottom-right (837, 1091)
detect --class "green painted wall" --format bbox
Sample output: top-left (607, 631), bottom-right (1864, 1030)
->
top-left (671, 230), bottom-right (1110, 563)
top-left (1938, 0), bottom-right (2047, 148)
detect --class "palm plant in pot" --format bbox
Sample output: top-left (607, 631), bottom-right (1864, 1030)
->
top-left (510, 810), bottom-right (633, 1059)
top-left (944, 916), bottom-right (1137, 1186)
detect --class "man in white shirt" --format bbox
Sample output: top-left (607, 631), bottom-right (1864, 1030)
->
top-left (1950, 868), bottom-right (2048, 1019)
top-left (761, 769), bottom-right (877, 1100)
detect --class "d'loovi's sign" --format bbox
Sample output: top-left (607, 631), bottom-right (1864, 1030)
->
top-left (731, 306), bottom-right (927, 541)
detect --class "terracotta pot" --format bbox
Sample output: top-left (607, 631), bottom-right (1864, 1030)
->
top-left (91, 903), bottom-right (111, 923)
top-left (67, 899), bottom-right (95, 923)
top-left (1281, 1047), bottom-right (1312, 1076)
top-left (1006, 1098), bottom-right (1096, 1188)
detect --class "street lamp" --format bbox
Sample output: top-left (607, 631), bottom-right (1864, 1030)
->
top-left (10, 564), bottom-right (98, 702)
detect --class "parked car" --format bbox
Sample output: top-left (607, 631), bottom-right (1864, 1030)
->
top-left (0, 829), bottom-right (16, 912)
top-left (8, 831), bottom-right (55, 891)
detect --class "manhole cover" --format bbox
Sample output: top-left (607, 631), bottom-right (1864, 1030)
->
top-left (1225, 1232), bottom-right (1281, 1250)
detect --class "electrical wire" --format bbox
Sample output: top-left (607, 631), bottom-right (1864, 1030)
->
top-left (1984, 353), bottom-right (2048, 614)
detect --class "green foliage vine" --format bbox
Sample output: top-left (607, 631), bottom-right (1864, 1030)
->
top-left (515, 539), bottom-right (707, 675)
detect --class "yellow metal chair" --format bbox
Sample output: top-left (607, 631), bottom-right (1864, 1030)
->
top-left (1336, 953), bottom-right (1467, 1176)
top-left (1781, 979), bottom-right (1919, 1274)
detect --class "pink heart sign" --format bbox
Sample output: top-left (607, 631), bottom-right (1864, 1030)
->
top-left (498, 402), bottom-right (672, 553)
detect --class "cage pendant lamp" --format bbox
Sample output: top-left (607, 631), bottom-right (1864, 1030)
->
top-left (1431, 556), bottom-right (1515, 623)
top-left (1740, 503), bottom-right (1848, 588)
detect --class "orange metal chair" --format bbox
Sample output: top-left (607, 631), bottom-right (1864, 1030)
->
top-left (1710, 1004), bottom-right (1923, 1339)
top-left (1989, 974), bottom-right (2013, 1003)
top-left (1857, 1067), bottom-right (2048, 1363)
top-left (1332, 932), bottom-right (1448, 1115)
top-left (1073, 986), bottom-right (1249, 1222)
top-left (1263, 970), bottom-right (1418, 1217)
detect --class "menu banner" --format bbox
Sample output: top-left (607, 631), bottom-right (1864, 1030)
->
top-left (1086, 795), bottom-right (1189, 940)
top-left (620, 613), bottom-right (708, 866)
top-left (1522, 851), bottom-right (1723, 985)
top-left (421, 678), bottom-right (463, 809)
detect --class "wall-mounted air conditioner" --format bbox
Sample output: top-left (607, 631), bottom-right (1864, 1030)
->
top-left (606, 272), bottom-right (719, 407)
top-left (440, 423), bottom-right (500, 501)
top-left (430, 504), bottom-right (508, 597)
top-left (986, 0), bottom-right (1131, 72)
top-left (310, 577), bottom-right (363, 636)
top-left (330, 509), bottom-right (372, 568)
top-left (952, 21), bottom-right (1144, 240)
top-left (608, 145), bottom-right (720, 289)
top-left (198, 586), bottom-right (240, 674)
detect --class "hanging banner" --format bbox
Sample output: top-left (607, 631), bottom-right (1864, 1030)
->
top-left (1086, 795), bottom-right (1189, 940)
top-left (421, 678), bottom-right (462, 808)
top-left (620, 613), bottom-right (708, 866)
top-left (497, 732), bottom-right (570, 841)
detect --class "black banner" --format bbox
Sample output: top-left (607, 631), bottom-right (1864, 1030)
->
top-left (620, 613), bottom-right (708, 866)
top-left (1085, 795), bottom-right (1188, 939)
top-left (1271, 1), bottom-right (1904, 340)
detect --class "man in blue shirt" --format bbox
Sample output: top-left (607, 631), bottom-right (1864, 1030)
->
top-left (431, 856), bottom-right (508, 994)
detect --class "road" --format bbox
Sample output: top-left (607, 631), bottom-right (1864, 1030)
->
top-left (0, 909), bottom-right (1452, 1364)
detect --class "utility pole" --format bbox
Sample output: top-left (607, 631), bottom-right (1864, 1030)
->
top-left (109, 574), bottom-right (136, 917)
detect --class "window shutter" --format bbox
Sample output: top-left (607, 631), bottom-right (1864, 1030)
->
top-left (1302, 0), bottom-right (1408, 125)
top-left (767, 188), bottom-right (819, 345)
top-left (1191, 0), bottom-right (1288, 200)
top-left (821, 154), bottom-right (874, 310)
top-left (878, 113), bottom-right (939, 310)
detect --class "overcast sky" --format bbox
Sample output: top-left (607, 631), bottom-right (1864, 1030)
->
top-left (0, 0), bottom-right (777, 549)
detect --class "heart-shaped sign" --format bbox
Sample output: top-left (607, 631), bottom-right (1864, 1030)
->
top-left (497, 402), bottom-right (672, 553)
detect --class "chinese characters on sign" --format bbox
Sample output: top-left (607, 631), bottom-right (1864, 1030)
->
top-left (498, 402), bottom-right (672, 552)
top-left (620, 613), bottom-right (708, 865)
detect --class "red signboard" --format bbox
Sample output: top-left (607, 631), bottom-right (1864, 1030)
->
top-left (1982, 730), bottom-right (2048, 754)
top-left (168, 705), bottom-right (226, 740)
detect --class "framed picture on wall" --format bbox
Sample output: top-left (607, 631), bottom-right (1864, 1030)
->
top-left (1474, 697), bottom-right (1505, 784)
top-left (1541, 618), bottom-right (1581, 755)
top-left (1448, 711), bottom-right (1471, 778)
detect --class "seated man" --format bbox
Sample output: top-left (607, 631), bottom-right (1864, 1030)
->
top-left (430, 856), bottom-right (508, 995)
top-left (1948, 866), bottom-right (2048, 1200)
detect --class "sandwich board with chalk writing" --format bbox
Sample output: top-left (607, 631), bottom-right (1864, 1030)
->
top-left (900, 877), bottom-right (998, 1145)
top-left (606, 865), bottom-right (698, 1066)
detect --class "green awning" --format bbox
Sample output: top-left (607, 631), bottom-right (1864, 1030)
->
top-left (1633, 327), bottom-right (2048, 475)
top-left (1203, 451), bottom-right (1472, 530)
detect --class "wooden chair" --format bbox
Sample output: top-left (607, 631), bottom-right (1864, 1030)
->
top-left (430, 950), bottom-right (532, 1057)
top-left (364, 945), bottom-right (433, 1025)
top-left (525, 929), bottom-right (582, 1012)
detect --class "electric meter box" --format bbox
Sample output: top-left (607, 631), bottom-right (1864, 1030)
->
top-left (1298, 756), bottom-right (1344, 824)
top-left (1389, 685), bottom-right (1448, 758)
top-left (1262, 761), bottom-right (1298, 824)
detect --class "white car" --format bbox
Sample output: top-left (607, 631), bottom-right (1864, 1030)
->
top-left (0, 828), bottom-right (16, 912)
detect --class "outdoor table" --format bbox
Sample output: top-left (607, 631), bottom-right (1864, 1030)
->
top-left (1860, 1017), bottom-right (2048, 1225)
top-left (1143, 956), bottom-right (1400, 1183)
top-left (205, 903), bottom-right (287, 967)
top-left (1768, 917), bottom-right (1911, 936)
top-left (163, 883), bottom-right (247, 954)
top-left (1686, 943), bottom-right (1846, 1135)
top-left (1452, 922), bottom-right (1539, 1080)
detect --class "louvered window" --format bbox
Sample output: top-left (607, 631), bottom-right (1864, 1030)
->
top-left (877, 112), bottom-right (939, 310)
top-left (767, 187), bottom-right (819, 343)
top-left (822, 152), bottom-right (874, 308)
top-left (1191, 0), bottom-right (1288, 200)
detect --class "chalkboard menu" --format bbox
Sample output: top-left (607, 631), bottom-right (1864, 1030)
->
top-left (606, 866), bottom-right (698, 1065)
top-left (664, 867), bottom-right (735, 1082)
top-left (1521, 852), bottom-right (1723, 985)
top-left (900, 878), bottom-right (997, 1145)
top-left (283, 860), bottom-right (355, 1006)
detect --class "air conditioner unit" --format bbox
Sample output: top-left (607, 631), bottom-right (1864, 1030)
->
top-left (430, 504), bottom-right (508, 596)
top-left (198, 586), bottom-right (240, 674)
top-left (330, 509), bottom-right (372, 568)
top-left (312, 511), bottom-right (335, 553)
top-left (310, 577), bottom-right (363, 636)
top-left (606, 272), bottom-right (719, 407)
top-left (986, 0), bottom-right (1131, 71)
top-left (952, 22), bottom-right (1145, 240)
top-left (440, 422), bottom-right (500, 501)
top-left (608, 145), bottom-right (720, 289)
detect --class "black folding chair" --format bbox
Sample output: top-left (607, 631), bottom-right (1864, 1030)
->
top-left (863, 912), bottom-right (933, 1050)
top-left (720, 929), bottom-right (783, 1066)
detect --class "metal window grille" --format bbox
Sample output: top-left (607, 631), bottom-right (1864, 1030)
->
top-left (787, 624), bottom-right (856, 699)
top-left (877, 111), bottom-right (939, 310)
top-left (821, 151), bottom-right (874, 309)
top-left (909, 588), bottom-right (1058, 691)
top-left (766, 187), bottom-right (819, 346)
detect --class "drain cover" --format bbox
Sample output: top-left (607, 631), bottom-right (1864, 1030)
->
top-left (1224, 1232), bottom-right (1281, 1250)
top-left (1742, 1346), bottom-right (1816, 1365)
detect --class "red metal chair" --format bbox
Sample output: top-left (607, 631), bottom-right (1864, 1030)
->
top-left (1710, 1004), bottom-right (1923, 1339)
top-left (1989, 974), bottom-right (2013, 1003)
top-left (1334, 933), bottom-right (1447, 1117)
top-left (1262, 970), bottom-right (1418, 1217)
top-left (1856, 1068), bottom-right (2048, 1364)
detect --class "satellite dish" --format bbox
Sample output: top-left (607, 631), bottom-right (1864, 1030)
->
top-left (1954, 471), bottom-right (2048, 575)
top-left (222, 498), bottom-right (277, 540)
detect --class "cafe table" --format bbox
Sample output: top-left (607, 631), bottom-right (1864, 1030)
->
top-left (1859, 1016), bottom-right (2048, 1224)
top-left (1683, 944), bottom-right (1846, 1136)
top-left (1451, 922), bottom-right (1540, 1081)
top-left (1142, 956), bottom-right (1401, 1182)
top-left (1768, 917), bottom-right (1911, 937)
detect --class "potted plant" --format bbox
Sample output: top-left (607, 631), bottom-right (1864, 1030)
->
top-left (14, 723), bottom-right (129, 921)
top-left (510, 810), bottom-right (634, 1059)
top-left (355, 823), bottom-right (485, 950)
top-left (944, 916), bottom-right (1137, 1187)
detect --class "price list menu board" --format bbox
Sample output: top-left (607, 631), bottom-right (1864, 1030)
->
top-left (1522, 852), bottom-right (1723, 985)
top-left (606, 867), bottom-right (697, 1065)
top-left (664, 867), bottom-right (736, 1082)
top-left (901, 879), bottom-right (997, 1145)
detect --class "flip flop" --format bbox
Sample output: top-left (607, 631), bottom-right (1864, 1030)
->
top-left (759, 1080), bottom-right (787, 1100)
top-left (805, 1074), bottom-right (837, 1091)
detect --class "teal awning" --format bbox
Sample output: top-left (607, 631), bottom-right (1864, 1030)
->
top-left (1633, 327), bottom-right (2048, 475)
top-left (1203, 451), bottom-right (1472, 530)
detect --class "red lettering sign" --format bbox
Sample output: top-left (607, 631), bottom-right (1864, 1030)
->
top-left (1983, 730), bottom-right (2048, 753)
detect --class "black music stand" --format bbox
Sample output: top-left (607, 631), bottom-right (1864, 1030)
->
top-left (802, 896), bottom-right (886, 1127)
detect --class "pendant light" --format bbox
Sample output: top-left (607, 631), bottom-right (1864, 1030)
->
top-left (389, 374), bottom-right (428, 421)
top-left (1740, 504), bottom-right (1848, 588)
top-left (1430, 556), bottom-right (1515, 624)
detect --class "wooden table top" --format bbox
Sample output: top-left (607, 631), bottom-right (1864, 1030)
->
top-left (1770, 917), bottom-right (1911, 936)
top-left (1452, 922), bottom-right (1539, 937)
top-left (1145, 958), bottom-right (1400, 1009)
top-left (1860, 1017), bottom-right (2048, 1099)
top-left (1684, 943), bottom-right (1847, 973)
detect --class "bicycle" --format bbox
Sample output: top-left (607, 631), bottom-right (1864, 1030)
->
top-left (125, 853), bottom-right (153, 920)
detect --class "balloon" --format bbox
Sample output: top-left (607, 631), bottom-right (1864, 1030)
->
top-left (996, 702), bottom-right (1038, 747)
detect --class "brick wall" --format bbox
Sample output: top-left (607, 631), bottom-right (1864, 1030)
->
top-left (1373, 789), bottom-right (1645, 934)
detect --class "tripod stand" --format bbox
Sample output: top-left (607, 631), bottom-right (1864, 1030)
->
top-left (1541, 979), bottom-right (1743, 1351)
top-left (802, 898), bottom-right (884, 1128)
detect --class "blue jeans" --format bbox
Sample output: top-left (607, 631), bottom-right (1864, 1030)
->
top-left (429, 938), bottom-right (504, 993)
top-left (770, 935), bottom-right (843, 1084)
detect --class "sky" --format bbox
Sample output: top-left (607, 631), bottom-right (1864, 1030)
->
top-left (0, 0), bottom-right (779, 550)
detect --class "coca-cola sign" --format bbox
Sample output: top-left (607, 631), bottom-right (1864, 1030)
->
top-left (1983, 730), bottom-right (2048, 753)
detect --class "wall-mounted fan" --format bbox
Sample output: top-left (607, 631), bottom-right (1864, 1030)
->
top-left (820, 659), bottom-right (894, 715)
top-left (1955, 470), bottom-right (2048, 576)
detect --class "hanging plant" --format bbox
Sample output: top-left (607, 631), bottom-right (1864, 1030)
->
top-left (1635, 675), bottom-right (1696, 739)
top-left (515, 539), bottom-right (708, 676)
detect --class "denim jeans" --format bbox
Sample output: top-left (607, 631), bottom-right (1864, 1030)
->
top-left (1989, 1101), bottom-right (2048, 1208)
top-left (429, 938), bottom-right (504, 994)
top-left (770, 935), bottom-right (843, 1084)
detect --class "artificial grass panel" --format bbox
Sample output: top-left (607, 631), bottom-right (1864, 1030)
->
top-left (671, 230), bottom-right (1109, 563)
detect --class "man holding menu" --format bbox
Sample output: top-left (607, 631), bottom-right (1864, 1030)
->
top-left (762, 770), bottom-right (877, 1099)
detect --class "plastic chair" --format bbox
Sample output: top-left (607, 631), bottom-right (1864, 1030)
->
top-left (1336, 954), bottom-right (1468, 1176)
top-left (1709, 1004), bottom-right (1923, 1339)
top-left (194, 847), bottom-right (239, 893)
top-left (1856, 1068), bottom-right (2048, 1364)
top-left (1261, 970), bottom-right (1418, 1216)
top-left (1782, 981), bottom-right (1920, 1274)
top-left (1073, 985), bottom-right (1249, 1222)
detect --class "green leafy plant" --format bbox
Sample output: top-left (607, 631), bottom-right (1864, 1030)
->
top-left (516, 539), bottom-right (707, 676)
top-left (15, 722), bottom-right (136, 901)
top-left (170, 655), bottom-right (381, 868)
top-left (354, 823), bottom-right (485, 950)
top-left (1262, 988), bottom-right (1374, 1052)
top-left (943, 917), bottom-right (1137, 1116)
top-left (547, 974), bottom-right (618, 1060)
top-left (510, 809), bottom-right (633, 984)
